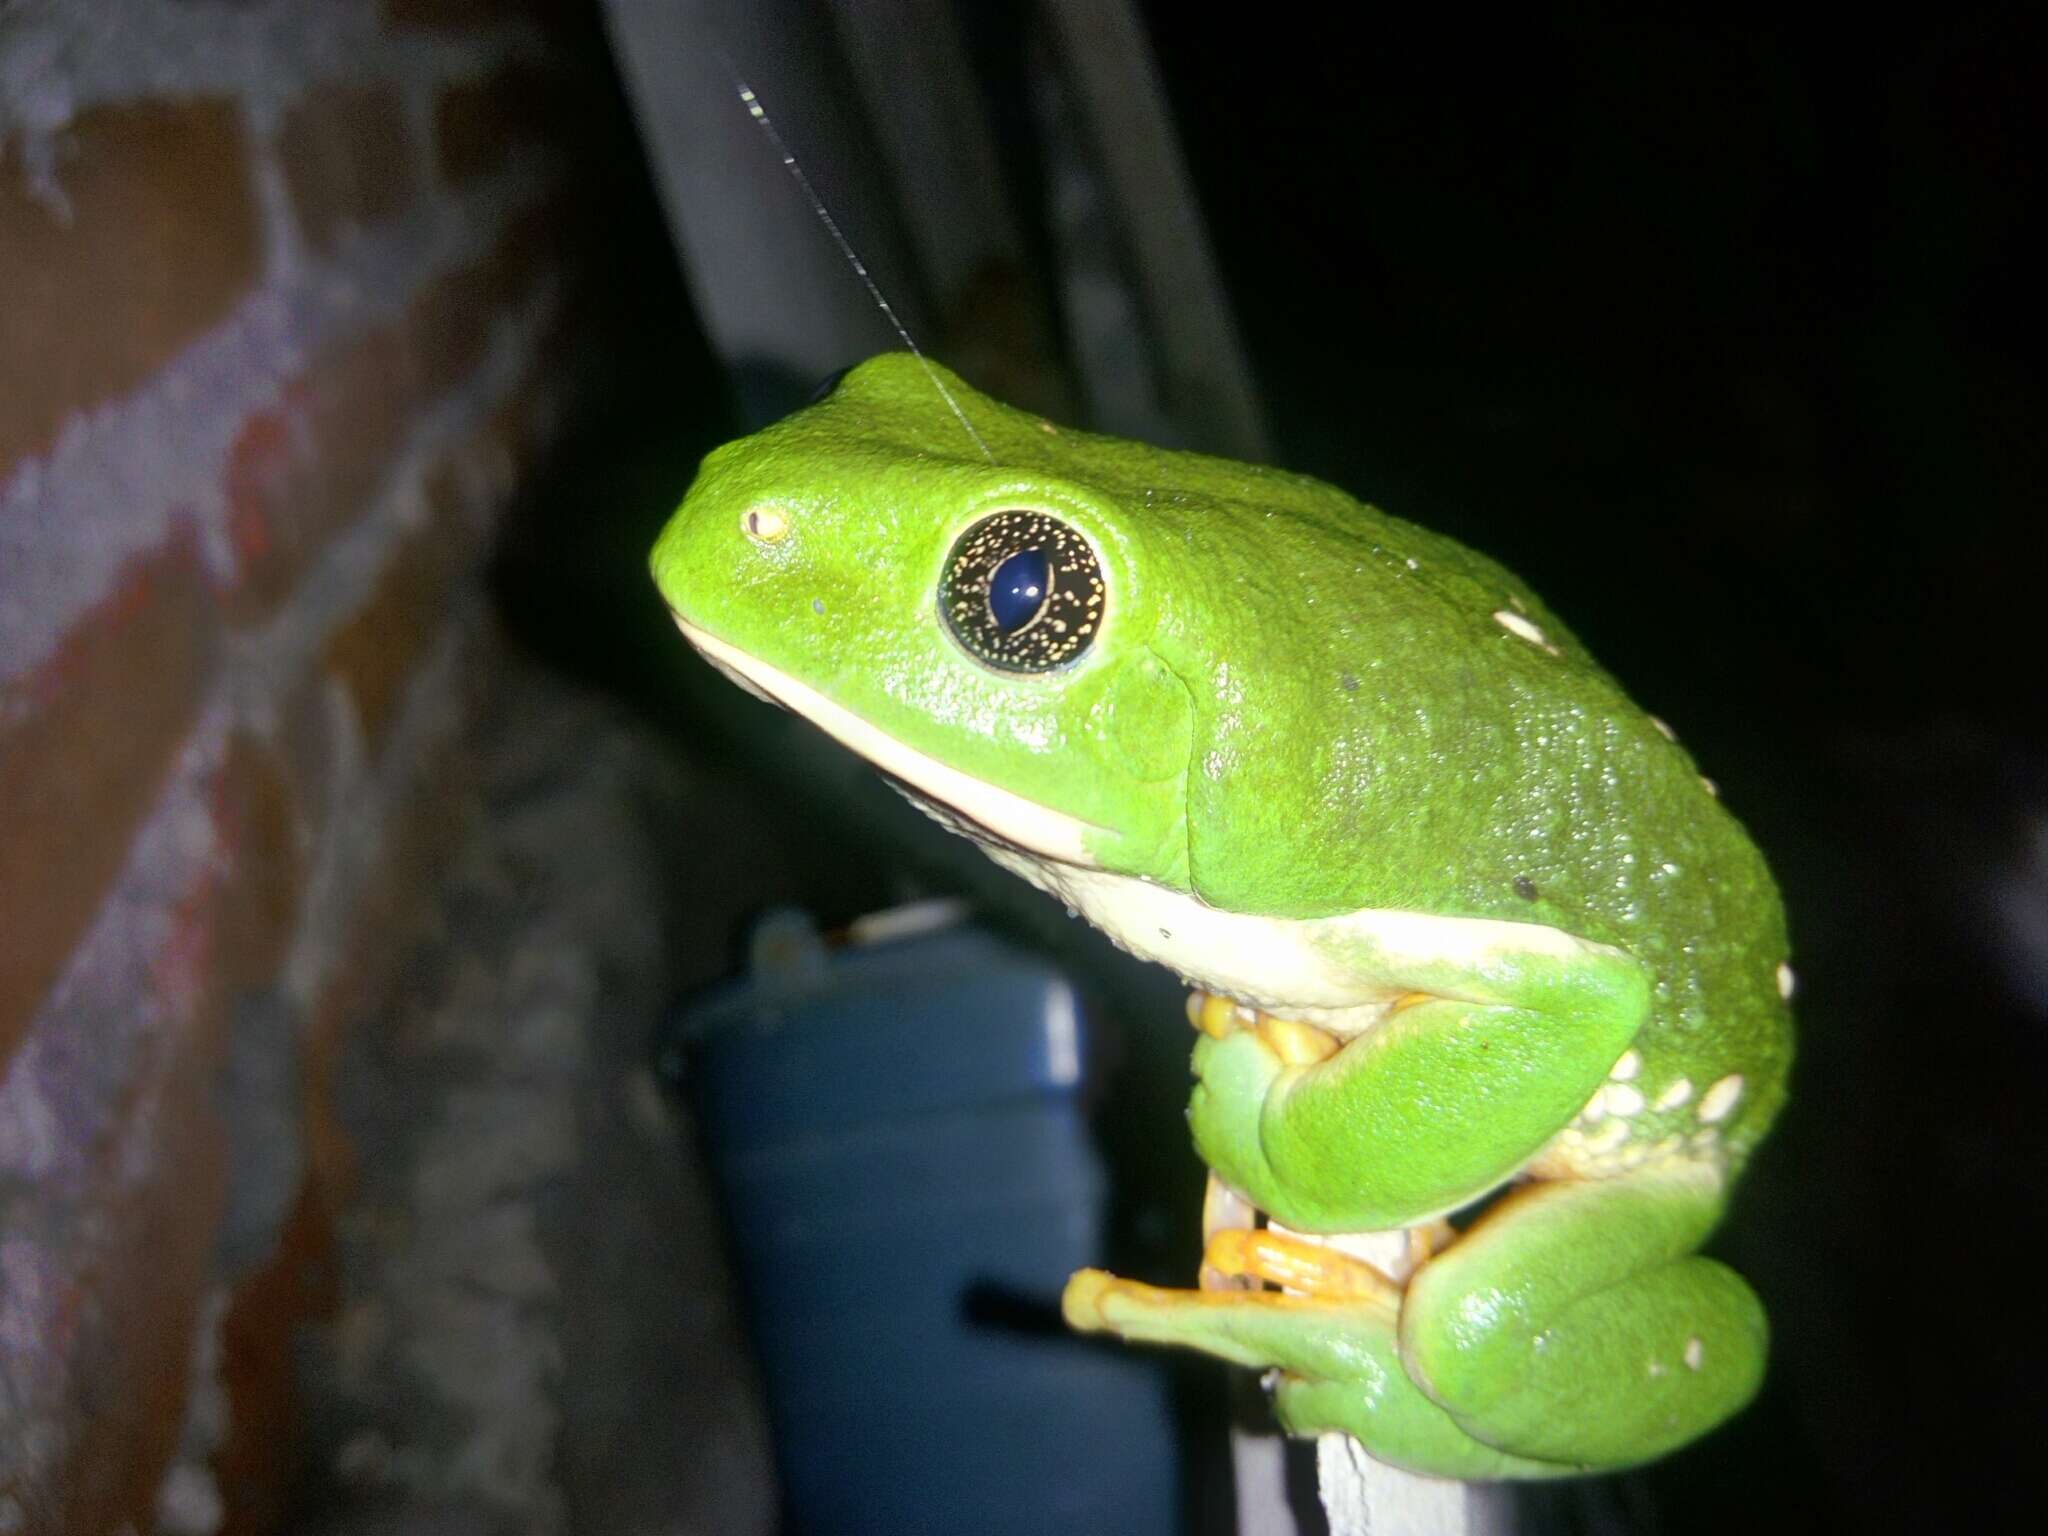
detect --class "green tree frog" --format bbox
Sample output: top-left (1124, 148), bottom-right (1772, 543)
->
top-left (650, 354), bottom-right (1792, 1479)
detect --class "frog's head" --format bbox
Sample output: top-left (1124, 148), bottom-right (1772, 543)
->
top-left (650, 354), bottom-right (1197, 887)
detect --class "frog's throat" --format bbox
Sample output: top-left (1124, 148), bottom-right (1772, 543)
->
top-left (672, 617), bottom-right (1106, 868)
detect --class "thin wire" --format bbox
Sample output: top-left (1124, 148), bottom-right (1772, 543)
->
top-left (719, 54), bottom-right (994, 462)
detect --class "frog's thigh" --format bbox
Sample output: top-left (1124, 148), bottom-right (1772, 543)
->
top-left (1402, 1166), bottom-right (1767, 1469)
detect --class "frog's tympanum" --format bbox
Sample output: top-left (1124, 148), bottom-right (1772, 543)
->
top-left (651, 355), bottom-right (1792, 1478)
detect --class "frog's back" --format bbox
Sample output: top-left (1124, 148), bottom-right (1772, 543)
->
top-left (1055, 424), bottom-right (1795, 1171)
top-left (835, 358), bottom-right (1795, 1168)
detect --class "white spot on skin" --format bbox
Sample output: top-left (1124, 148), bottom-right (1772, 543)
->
top-left (1698, 1074), bottom-right (1745, 1124)
top-left (1601, 1083), bottom-right (1645, 1117)
top-left (1648, 1361), bottom-right (1668, 1379)
top-left (1700, 776), bottom-right (1719, 798)
top-left (1610, 1049), bottom-right (1642, 1081)
top-left (1584, 1119), bottom-right (1630, 1154)
top-left (1655, 1077), bottom-right (1694, 1111)
top-left (1649, 715), bottom-right (1677, 741)
top-left (1493, 609), bottom-right (1549, 647)
top-left (1684, 1337), bottom-right (1705, 1371)
top-left (1777, 962), bottom-right (1797, 1000)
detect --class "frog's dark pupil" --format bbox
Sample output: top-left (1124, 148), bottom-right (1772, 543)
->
top-left (988, 548), bottom-right (1050, 632)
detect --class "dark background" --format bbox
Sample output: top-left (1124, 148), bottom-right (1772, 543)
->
top-left (495, 7), bottom-right (2046, 1531)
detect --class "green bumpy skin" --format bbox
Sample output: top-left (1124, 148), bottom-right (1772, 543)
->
top-left (650, 354), bottom-right (1793, 1479)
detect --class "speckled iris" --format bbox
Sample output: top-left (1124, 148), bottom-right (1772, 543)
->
top-left (939, 510), bottom-right (1105, 672)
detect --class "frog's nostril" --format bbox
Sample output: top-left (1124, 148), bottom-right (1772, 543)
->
top-left (742, 505), bottom-right (790, 544)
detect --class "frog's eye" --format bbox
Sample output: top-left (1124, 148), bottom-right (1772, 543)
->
top-left (939, 510), bottom-right (1104, 673)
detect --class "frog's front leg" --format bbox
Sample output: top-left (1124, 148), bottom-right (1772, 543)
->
top-left (1065, 1166), bottom-right (1766, 1477)
top-left (1187, 921), bottom-right (1653, 1233)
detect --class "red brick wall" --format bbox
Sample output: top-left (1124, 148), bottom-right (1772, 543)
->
top-left (1, 3), bottom-right (618, 1530)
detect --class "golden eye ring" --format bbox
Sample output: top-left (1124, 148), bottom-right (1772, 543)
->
top-left (939, 509), bottom-right (1105, 673)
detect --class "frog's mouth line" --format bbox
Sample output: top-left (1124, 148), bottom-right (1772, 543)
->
top-left (672, 615), bottom-right (1536, 1043)
top-left (670, 615), bottom-right (1107, 869)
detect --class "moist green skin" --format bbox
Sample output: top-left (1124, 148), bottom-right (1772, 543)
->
top-left (651, 353), bottom-right (1794, 1477)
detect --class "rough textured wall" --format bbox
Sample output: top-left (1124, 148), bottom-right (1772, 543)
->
top-left (0, 2), bottom-right (618, 1530)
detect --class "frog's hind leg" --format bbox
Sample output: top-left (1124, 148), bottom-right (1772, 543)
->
top-left (1397, 1162), bottom-right (1768, 1469)
top-left (1063, 1230), bottom-right (1563, 1480)
top-left (1067, 1162), bottom-right (1767, 1478)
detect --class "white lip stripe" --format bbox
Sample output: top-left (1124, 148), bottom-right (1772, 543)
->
top-left (673, 617), bottom-right (1104, 867)
top-left (675, 617), bottom-right (1614, 1038)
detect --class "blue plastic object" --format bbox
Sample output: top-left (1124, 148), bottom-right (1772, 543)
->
top-left (670, 909), bottom-right (1182, 1536)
